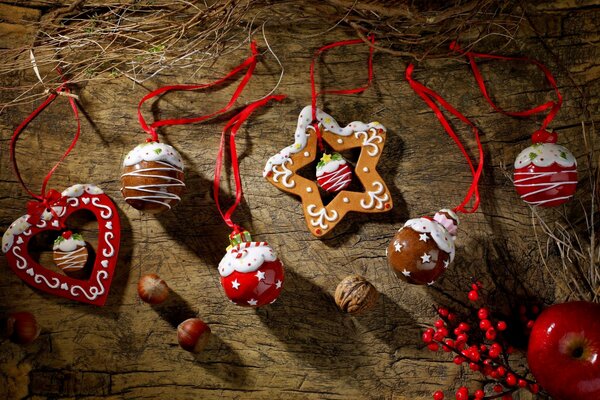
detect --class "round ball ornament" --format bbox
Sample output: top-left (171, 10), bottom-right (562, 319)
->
top-left (53, 231), bottom-right (88, 277)
top-left (121, 142), bottom-right (185, 214)
top-left (316, 153), bottom-right (353, 193)
top-left (219, 231), bottom-right (284, 307)
top-left (513, 131), bottom-right (577, 207)
top-left (387, 209), bottom-right (458, 286)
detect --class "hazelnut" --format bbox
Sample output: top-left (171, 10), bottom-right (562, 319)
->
top-left (5, 311), bottom-right (41, 344)
top-left (177, 318), bottom-right (211, 353)
top-left (334, 275), bottom-right (379, 314)
top-left (137, 274), bottom-right (169, 304)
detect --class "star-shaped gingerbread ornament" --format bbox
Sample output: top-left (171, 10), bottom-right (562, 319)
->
top-left (263, 106), bottom-right (393, 237)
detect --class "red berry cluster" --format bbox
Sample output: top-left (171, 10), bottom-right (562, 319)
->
top-left (424, 282), bottom-right (539, 400)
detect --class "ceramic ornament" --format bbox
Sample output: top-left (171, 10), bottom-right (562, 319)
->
top-left (121, 142), bottom-right (185, 214)
top-left (387, 210), bottom-right (458, 286)
top-left (264, 106), bottom-right (393, 237)
top-left (316, 153), bottom-right (353, 193)
top-left (2, 184), bottom-right (121, 306)
top-left (53, 231), bottom-right (88, 277)
top-left (513, 131), bottom-right (577, 207)
top-left (219, 231), bottom-right (284, 307)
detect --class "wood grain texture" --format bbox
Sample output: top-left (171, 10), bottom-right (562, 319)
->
top-left (0, 1), bottom-right (599, 399)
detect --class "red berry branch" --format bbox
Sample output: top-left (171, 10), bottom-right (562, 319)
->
top-left (423, 281), bottom-right (540, 400)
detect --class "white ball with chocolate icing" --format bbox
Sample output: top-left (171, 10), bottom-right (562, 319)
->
top-left (387, 209), bottom-right (459, 285)
top-left (121, 142), bottom-right (185, 214)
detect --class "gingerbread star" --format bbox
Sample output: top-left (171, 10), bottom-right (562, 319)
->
top-left (263, 105), bottom-right (393, 237)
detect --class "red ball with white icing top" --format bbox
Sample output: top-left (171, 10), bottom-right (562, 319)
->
top-left (316, 153), bottom-right (353, 193)
top-left (219, 232), bottom-right (284, 307)
top-left (514, 135), bottom-right (577, 207)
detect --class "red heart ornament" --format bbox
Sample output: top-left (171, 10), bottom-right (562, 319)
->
top-left (2, 184), bottom-right (121, 306)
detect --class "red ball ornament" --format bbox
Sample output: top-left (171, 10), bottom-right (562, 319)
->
top-left (387, 209), bottom-right (459, 285)
top-left (514, 131), bottom-right (577, 207)
top-left (316, 153), bottom-right (353, 193)
top-left (218, 231), bottom-right (284, 307)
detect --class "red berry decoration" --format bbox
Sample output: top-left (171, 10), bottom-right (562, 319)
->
top-left (513, 133), bottom-right (577, 207)
top-left (387, 209), bottom-right (459, 285)
top-left (433, 390), bottom-right (444, 400)
top-left (219, 231), bottom-right (284, 307)
top-left (424, 280), bottom-right (540, 399)
top-left (316, 153), bottom-right (352, 193)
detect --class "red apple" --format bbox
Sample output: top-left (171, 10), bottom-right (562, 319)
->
top-left (527, 301), bottom-right (600, 400)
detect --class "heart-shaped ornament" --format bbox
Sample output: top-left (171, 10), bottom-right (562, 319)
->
top-left (2, 184), bottom-right (121, 306)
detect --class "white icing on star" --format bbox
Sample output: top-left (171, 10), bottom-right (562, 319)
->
top-left (514, 142), bottom-right (576, 169)
top-left (443, 260), bottom-right (450, 269)
top-left (402, 269), bottom-right (411, 277)
top-left (427, 281), bottom-right (435, 286)
top-left (405, 217), bottom-right (456, 262)
top-left (263, 106), bottom-right (386, 177)
top-left (420, 253), bottom-right (432, 263)
top-left (218, 242), bottom-right (277, 278)
top-left (275, 280), bottom-right (282, 289)
top-left (419, 233), bottom-right (429, 242)
top-left (247, 299), bottom-right (258, 306)
top-left (123, 142), bottom-right (184, 169)
top-left (231, 279), bottom-right (240, 289)
top-left (255, 270), bottom-right (266, 281)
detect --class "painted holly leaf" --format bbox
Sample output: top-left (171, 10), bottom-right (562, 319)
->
top-left (331, 153), bottom-right (343, 162)
top-left (154, 148), bottom-right (162, 155)
top-left (560, 151), bottom-right (568, 160)
top-left (72, 233), bottom-right (84, 241)
top-left (529, 152), bottom-right (538, 160)
top-left (53, 236), bottom-right (65, 246)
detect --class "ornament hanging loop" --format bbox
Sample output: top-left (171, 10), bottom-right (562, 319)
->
top-left (10, 68), bottom-right (80, 225)
top-left (309, 34), bottom-right (376, 152)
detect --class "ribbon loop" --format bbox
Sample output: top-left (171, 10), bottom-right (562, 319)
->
top-left (310, 34), bottom-right (376, 150)
top-left (138, 42), bottom-right (260, 142)
top-left (213, 95), bottom-right (287, 232)
top-left (10, 68), bottom-right (80, 213)
top-left (405, 64), bottom-right (484, 214)
top-left (450, 42), bottom-right (562, 133)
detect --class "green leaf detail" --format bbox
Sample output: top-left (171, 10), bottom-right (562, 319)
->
top-left (560, 151), bottom-right (568, 160)
top-left (53, 236), bottom-right (65, 246)
top-left (529, 152), bottom-right (538, 160)
top-left (331, 153), bottom-right (343, 161)
top-left (154, 148), bottom-right (162, 155)
top-left (72, 233), bottom-right (84, 241)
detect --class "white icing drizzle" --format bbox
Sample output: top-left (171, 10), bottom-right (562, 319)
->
top-left (514, 170), bottom-right (577, 206)
top-left (404, 217), bottom-right (456, 261)
top-left (33, 274), bottom-right (60, 289)
top-left (271, 158), bottom-right (296, 188)
top-left (219, 242), bottom-right (277, 277)
top-left (316, 159), bottom-right (346, 176)
top-left (54, 247), bottom-right (87, 271)
top-left (2, 216), bottom-right (31, 254)
top-left (316, 164), bottom-right (352, 192)
top-left (360, 181), bottom-right (389, 210)
top-left (307, 205), bottom-right (338, 229)
top-left (123, 142), bottom-right (184, 170)
top-left (121, 160), bottom-right (185, 210)
top-left (53, 237), bottom-right (85, 252)
top-left (514, 143), bottom-right (576, 168)
top-left (61, 184), bottom-right (104, 198)
top-left (263, 105), bottom-right (386, 177)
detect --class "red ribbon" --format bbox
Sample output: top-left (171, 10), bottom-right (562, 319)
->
top-left (450, 41), bottom-right (562, 143)
top-left (405, 64), bottom-right (484, 214)
top-left (138, 42), bottom-right (260, 142)
top-left (10, 69), bottom-right (80, 225)
top-left (214, 95), bottom-right (287, 233)
top-left (310, 35), bottom-right (375, 150)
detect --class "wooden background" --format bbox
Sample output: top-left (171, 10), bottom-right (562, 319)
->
top-left (0, 1), bottom-right (599, 399)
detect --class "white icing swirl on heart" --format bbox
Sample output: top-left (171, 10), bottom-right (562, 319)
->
top-left (404, 217), bottom-right (456, 262)
top-left (218, 242), bottom-right (277, 277)
top-left (123, 142), bottom-right (184, 169)
top-left (514, 143), bottom-right (576, 168)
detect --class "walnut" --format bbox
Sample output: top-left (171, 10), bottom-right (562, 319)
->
top-left (334, 275), bottom-right (379, 314)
